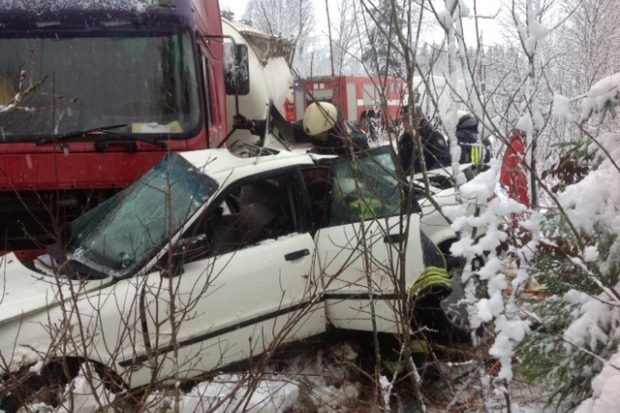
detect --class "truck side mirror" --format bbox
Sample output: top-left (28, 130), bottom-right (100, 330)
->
top-left (224, 43), bottom-right (250, 95)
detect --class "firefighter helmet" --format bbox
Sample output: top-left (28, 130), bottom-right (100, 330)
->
top-left (303, 102), bottom-right (338, 136)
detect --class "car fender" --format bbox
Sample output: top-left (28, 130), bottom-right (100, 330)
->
top-left (424, 228), bottom-right (458, 252)
top-left (0, 256), bottom-right (145, 377)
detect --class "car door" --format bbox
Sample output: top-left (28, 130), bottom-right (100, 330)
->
top-left (311, 147), bottom-right (425, 333)
top-left (132, 169), bottom-right (324, 381)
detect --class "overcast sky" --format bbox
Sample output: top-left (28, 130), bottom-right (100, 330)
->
top-left (219, 0), bottom-right (505, 47)
top-left (219, 0), bottom-right (249, 20)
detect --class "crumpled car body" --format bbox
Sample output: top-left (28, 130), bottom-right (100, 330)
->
top-left (411, 163), bottom-right (489, 251)
top-left (0, 145), bottom-right (453, 391)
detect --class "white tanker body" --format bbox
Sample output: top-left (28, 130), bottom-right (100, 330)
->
top-left (222, 18), bottom-right (294, 146)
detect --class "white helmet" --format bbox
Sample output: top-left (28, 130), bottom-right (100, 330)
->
top-left (303, 102), bottom-right (338, 136)
top-left (456, 110), bottom-right (470, 121)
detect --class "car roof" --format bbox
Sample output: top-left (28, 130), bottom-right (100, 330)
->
top-left (179, 147), bottom-right (327, 184)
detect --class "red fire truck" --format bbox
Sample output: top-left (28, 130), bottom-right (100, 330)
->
top-left (0, 0), bottom-right (251, 252)
top-left (290, 76), bottom-right (407, 124)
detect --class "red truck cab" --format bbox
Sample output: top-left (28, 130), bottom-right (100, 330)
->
top-left (0, 0), bottom-right (234, 251)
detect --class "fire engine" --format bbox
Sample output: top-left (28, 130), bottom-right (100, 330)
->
top-left (290, 75), bottom-right (449, 129)
top-left (0, 0), bottom-right (292, 252)
top-left (291, 76), bottom-right (407, 125)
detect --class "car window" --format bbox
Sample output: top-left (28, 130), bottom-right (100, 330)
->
top-left (180, 172), bottom-right (300, 259)
top-left (328, 147), bottom-right (402, 225)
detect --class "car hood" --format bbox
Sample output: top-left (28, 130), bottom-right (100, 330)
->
top-left (0, 253), bottom-right (113, 326)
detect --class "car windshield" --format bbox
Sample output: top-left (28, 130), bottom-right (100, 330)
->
top-left (67, 153), bottom-right (218, 278)
top-left (0, 32), bottom-right (201, 140)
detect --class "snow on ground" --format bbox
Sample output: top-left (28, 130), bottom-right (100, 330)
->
top-left (13, 338), bottom-right (566, 413)
top-left (575, 349), bottom-right (620, 413)
top-left (17, 340), bottom-right (369, 413)
top-left (152, 375), bottom-right (301, 413)
top-left (148, 341), bottom-right (368, 412)
top-left (427, 378), bottom-right (562, 413)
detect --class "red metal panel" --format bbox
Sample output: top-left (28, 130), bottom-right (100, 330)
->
top-left (1, 152), bottom-right (162, 191)
top-left (194, 0), bottom-right (226, 147)
top-left (0, 129), bottom-right (208, 190)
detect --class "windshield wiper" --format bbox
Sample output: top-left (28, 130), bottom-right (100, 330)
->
top-left (36, 124), bottom-right (167, 149)
top-left (37, 124), bottom-right (128, 145)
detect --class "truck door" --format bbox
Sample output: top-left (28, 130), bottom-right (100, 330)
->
top-left (310, 147), bottom-right (425, 334)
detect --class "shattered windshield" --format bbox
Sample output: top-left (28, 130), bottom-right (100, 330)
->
top-left (67, 153), bottom-right (218, 278)
top-left (0, 32), bottom-right (201, 140)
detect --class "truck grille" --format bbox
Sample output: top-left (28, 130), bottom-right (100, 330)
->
top-left (0, 189), bottom-right (117, 251)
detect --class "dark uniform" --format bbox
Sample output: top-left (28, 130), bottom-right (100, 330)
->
top-left (455, 113), bottom-right (490, 164)
top-left (398, 116), bottom-right (450, 175)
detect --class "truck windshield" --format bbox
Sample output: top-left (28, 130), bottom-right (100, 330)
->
top-left (66, 153), bottom-right (218, 279)
top-left (0, 32), bottom-right (201, 140)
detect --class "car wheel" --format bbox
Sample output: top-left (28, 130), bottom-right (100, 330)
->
top-left (0, 359), bottom-right (123, 413)
top-left (439, 253), bottom-right (488, 339)
top-left (0, 361), bottom-right (77, 413)
top-left (412, 283), bottom-right (470, 345)
top-left (439, 261), bottom-right (471, 332)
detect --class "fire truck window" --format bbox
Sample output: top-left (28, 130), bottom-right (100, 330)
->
top-left (201, 55), bottom-right (214, 129)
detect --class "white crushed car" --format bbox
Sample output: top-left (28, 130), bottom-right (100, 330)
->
top-left (411, 163), bottom-right (489, 252)
top-left (0, 144), bottom-right (463, 409)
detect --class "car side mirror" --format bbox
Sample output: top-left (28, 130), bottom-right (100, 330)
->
top-left (159, 253), bottom-right (184, 278)
top-left (159, 233), bottom-right (209, 278)
top-left (224, 43), bottom-right (250, 95)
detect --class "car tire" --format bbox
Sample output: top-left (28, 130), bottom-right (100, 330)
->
top-left (0, 360), bottom-right (77, 413)
top-left (0, 359), bottom-right (124, 413)
top-left (413, 284), bottom-right (470, 345)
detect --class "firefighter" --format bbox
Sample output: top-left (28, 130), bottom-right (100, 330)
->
top-left (232, 101), bottom-right (368, 156)
top-left (358, 109), bottom-right (380, 144)
top-left (455, 111), bottom-right (491, 164)
top-left (398, 106), bottom-right (450, 175)
top-left (299, 101), bottom-right (368, 156)
top-left (500, 129), bottom-right (530, 208)
top-left (333, 176), bottom-right (383, 221)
